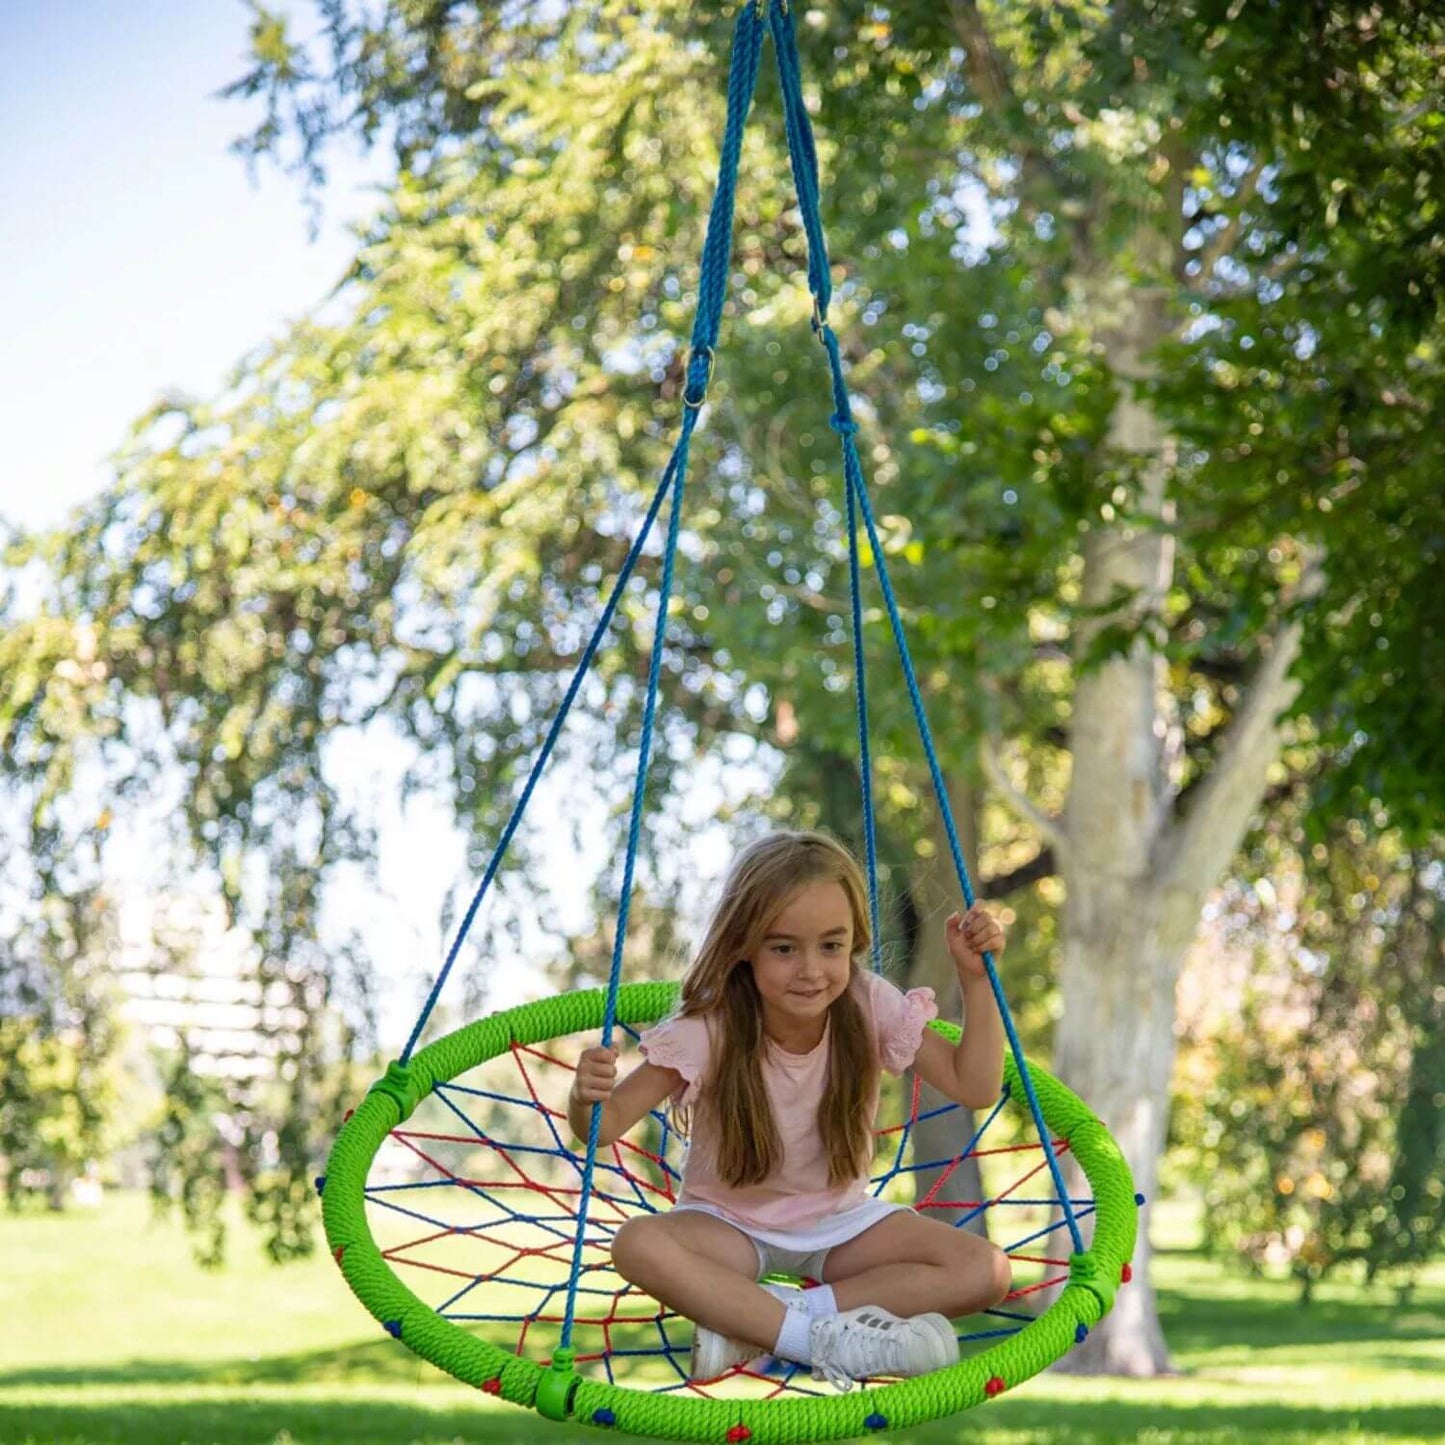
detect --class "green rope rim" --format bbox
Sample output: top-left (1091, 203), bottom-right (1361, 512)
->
top-left (322, 983), bottom-right (1138, 1441)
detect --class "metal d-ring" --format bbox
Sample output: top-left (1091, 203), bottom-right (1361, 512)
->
top-left (683, 345), bottom-right (716, 409)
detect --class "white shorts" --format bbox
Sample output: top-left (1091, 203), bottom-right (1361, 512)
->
top-left (672, 1196), bottom-right (910, 1282)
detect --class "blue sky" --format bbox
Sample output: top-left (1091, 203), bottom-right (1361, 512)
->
top-left (0, 0), bottom-right (384, 533)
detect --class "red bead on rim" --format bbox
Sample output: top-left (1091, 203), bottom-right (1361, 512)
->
top-left (726, 1427), bottom-right (751, 1443)
top-left (984, 1376), bottom-right (1006, 1397)
top-left (481, 1378), bottom-right (502, 1395)
top-left (1121, 1262), bottom-right (1134, 1283)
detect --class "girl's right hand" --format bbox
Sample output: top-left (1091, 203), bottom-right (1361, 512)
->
top-left (572, 1044), bottom-right (619, 1103)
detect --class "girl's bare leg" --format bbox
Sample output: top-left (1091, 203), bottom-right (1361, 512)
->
top-left (821, 1211), bottom-right (1012, 1319)
top-left (612, 1210), bottom-right (786, 1350)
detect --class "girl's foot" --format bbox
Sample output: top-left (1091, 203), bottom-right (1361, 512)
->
top-left (688, 1283), bottom-right (803, 1382)
top-left (808, 1305), bottom-right (958, 1391)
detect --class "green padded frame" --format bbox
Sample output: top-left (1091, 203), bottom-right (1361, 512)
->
top-left (322, 982), bottom-right (1138, 1441)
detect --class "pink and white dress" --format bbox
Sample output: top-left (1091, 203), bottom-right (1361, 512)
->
top-left (637, 969), bottom-right (938, 1255)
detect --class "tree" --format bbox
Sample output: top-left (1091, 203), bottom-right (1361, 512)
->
top-left (3, 0), bottom-right (1440, 1372)
top-left (0, 871), bottom-right (124, 1210)
top-left (1175, 815), bottom-right (1444, 1301)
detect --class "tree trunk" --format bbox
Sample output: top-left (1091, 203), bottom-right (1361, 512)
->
top-left (1049, 254), bottom-right (1311, 1374)
top-left (1053, 901), bottom-right (1192, 1373)
top-left (1053, 266), bottom-right (1181, 1373)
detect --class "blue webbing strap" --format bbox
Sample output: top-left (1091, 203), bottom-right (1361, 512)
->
top-left (767, 0), bottom-right (1085, 1254)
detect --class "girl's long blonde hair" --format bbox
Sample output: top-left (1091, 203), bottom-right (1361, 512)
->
top-left (676, 829), bottom-right (878, 1188)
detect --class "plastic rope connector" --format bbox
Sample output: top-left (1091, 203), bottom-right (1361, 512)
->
top-left (367, 1059), bottom-right (425, 1121)
top-left (535, 1347), bottom-right (580, 1422)
top-left (1068, 1249), bottom-right (1119, 1316)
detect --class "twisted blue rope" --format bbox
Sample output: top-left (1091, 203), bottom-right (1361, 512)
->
top-left (560, 3), bottom-right (768, 1349)
top-left (847, 465), bottom-right (883, 974)
top-left (399, 0), bottom-right (765, 1071)
top-left (401, 442), bottom-right (686, 1066)
top-left (767, 1), bottom-right (1085, 1254)
top-left (403, 2), bottom-right (1086, 1355)
top-left (764, 9), bottom-right (882, 968)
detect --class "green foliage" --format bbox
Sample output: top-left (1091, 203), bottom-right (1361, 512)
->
top-left (150, 1044), bottom-right (230, 1268)
top-left (2, 0), bottom-right (1442, 1271)
top-left (0, 882), bottom-right (123, 1210)
top-left (1176, 822), bottom-right (1444, 1299)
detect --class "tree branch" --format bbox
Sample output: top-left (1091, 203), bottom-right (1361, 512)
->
top-left (947, 1), bottom-right (1073, 219)
top-left (1192, 160), bottom-right (1266, 278)
top-left (980, 735), bottom-right (1069, 860)
top-left (1157, 557), bottom-right (1323, 895)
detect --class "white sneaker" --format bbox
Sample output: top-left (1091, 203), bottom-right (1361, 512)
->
top-left (808, 1305), bottom-right (958, 1392)
top-left (688, 1282), bottom-right (803, 1382)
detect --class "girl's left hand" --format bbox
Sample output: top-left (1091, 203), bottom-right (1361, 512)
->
top-left (946, 903), bottom-right (1006, 977)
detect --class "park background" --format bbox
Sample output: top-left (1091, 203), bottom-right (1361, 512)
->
top-left (2, 2), bottom-right (1441, 1443)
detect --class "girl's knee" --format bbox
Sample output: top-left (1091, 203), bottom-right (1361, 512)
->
top-left (985, 1243), bottom-right (1012, 1306)
top-left (945, 1234), bottom-right (1011, 1313)
top-left (612, 1216), bottom-right (660, 1283)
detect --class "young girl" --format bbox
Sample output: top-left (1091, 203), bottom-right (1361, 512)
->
top-left (567, 829), bottom-right (1012, 1389)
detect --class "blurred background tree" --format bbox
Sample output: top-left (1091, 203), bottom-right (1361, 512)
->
top-left (0, 0), bottom-right (1440, 1377)
top-left (1173, 814), bottom-right (1443, 1303)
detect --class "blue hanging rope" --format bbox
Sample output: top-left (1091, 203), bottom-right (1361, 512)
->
top-left (559, 2), bottom-right (769, 1350)
top-left (403, 1), bottom-right (1086, 1324)
top-left (401, 441), bottom-right (687, 1067)
top-left (767, 0), bottom-right (1085, 1254)
top-left (847, 463), bottom-right (884, 975)
top-left (398, 4), bottom-right (766, 1070)
top-left (772, 1), bottom-right (881, 967)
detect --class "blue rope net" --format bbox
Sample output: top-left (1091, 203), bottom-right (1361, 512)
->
top-left (358, 1023), bottom-right (1094, 1399)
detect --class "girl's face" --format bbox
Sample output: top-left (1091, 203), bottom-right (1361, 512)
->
top-left (746, 880), bottom-right (855, 1044)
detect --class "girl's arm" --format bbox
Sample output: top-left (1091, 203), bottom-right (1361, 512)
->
top-left (910, 903), bottom-right (1008, 1110)
top-left (567, 1049), bottom-right (682, 1147)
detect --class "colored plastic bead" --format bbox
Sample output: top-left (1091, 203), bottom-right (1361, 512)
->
top-left (1075, 1322), bottom-right (1089, 1344)
top-left (985, 1375), bottom-right (1006, 1397)
top-left (481, 1377), bottom-right (501, 1395)
top-left (383, 1319), bottom-right (402, 1339)
top-left (592, 1408), bottom-right (616, 1427)
top-left (727, 1427), bottom-right (752, 1443)
top-left (313, 1174), bottom-right (326, 1195)
top-left (332, 1244), bottom-right (346, 1264)
top-left (864, 1413), bottom-right (889, 1430)
top-left (1135, 1191), bottom-right (1146, 1205)
top-left (1121, 1262), bottom-right (1134, 1283)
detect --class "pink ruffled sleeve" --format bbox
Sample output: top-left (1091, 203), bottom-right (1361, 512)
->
top-left (859, 970), bottom-right (939, 1076)
top-left (636, 1013), bottom-right (711, 1107)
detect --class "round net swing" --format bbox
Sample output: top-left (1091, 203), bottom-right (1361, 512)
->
top-left (321, 4), bottom-right (1138, 1440)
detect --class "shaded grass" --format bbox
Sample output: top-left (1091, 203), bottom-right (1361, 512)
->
top-left (5, 1394), bottom-right (1444, 1445)
top-left (3, 1193), bottom-right (1442, 1444)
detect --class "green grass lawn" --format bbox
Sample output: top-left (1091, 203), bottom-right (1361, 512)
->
top-left (3, 1192), bottom-right (1441, 1444)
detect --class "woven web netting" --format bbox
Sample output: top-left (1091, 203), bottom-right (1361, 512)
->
top-left (360, 1018), bottom-right (1094, 1400)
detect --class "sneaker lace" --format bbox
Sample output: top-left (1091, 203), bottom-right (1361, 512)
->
top-left (807, 1316), bottom-right (855, 1392)
top-left (809, 1310), bottom-right (910, 1393)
